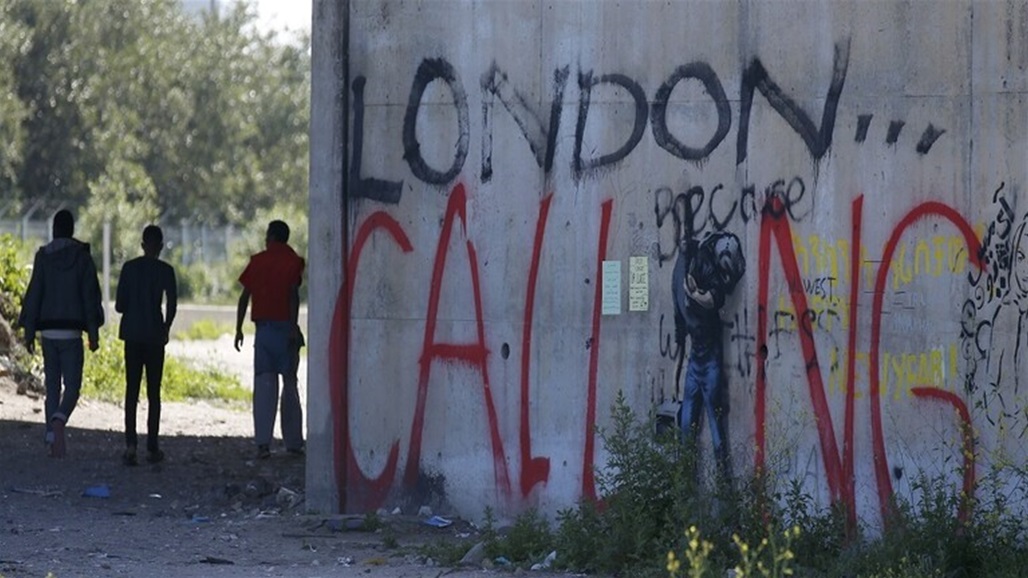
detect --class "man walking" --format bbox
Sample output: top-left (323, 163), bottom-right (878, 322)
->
top-left (18, 209), bottom-right (104, 457)
top-left (234, 220), bottom-right (305, 459)
top-left (116, 225), bottom-right (177, 466)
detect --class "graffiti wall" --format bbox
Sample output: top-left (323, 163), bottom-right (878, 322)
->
top-left (307, 0), bottom-right (1028, 526)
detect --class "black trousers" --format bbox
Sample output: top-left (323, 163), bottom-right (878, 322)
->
top-left (124, 341), bottom-right (165, 452)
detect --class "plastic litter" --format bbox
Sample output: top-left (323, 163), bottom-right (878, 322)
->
top-left (82, 485), bottom-right (110, 499)
top-left (423, 515), bottom-right (452, 528)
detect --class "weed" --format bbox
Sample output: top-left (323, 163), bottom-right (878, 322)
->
top-left (484, 508), bottom-right (552, 567)
top-left (361, 511), bottom-right (383, 532)
top-left (417, 538), bottom-right (471, 566)
top-left (381, 530), bottom-right (399, 550)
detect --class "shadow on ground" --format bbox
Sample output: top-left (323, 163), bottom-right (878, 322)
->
top-left (0, 419), bottom-right (489, 578)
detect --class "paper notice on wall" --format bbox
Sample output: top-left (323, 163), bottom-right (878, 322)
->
top-left (629, 256), bottom-right (649, 312)
top-left (602, 260), bottom-right (621, 315)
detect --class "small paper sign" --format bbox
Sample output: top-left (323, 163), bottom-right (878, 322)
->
top-left (602, 260), bottom-right (621, 315)
top-left (629, 256), bottom-right (649, 312)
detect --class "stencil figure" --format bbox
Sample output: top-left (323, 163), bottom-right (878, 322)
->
top-left (672, 229), bottom-right (745, 482)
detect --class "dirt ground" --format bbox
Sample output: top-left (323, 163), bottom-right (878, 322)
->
top-left (0, 338), bottom-right (529, 578)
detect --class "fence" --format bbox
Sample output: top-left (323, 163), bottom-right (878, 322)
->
top-left (0, 218), bottom-right (239, 266)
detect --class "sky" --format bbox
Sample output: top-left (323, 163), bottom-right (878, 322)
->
top-left (250, 0), bottom-right (312, 35)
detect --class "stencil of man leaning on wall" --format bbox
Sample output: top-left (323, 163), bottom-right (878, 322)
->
top-left (672, 225), bottom-right (745, 485)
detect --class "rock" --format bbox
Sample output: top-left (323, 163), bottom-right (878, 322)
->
top-left (275, 486), bottom-right (303, 509)
top-left (458, 541), bottom-right (487, 566)
top-left (531, 550), bottom-right (557, 570)
top-left (243, 478), bottom-right (272, 498)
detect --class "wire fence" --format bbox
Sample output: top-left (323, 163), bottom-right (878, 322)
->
top-left (0, 218), bottom-right (238, 266)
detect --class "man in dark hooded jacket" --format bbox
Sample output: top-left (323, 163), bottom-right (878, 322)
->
top-left (18, 209), bottom-right (104, 457)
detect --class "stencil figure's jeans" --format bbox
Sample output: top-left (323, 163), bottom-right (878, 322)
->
top-left (679, 352), bottom-right (732, 483)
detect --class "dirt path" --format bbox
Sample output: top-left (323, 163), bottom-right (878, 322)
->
top-left (0, 338), bottom-right (512, 578)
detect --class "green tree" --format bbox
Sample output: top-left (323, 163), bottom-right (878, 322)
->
top-left (3, 0), bottom-right (309, 227)
top-left (0, 2), bottom-right (30, 199)
top-left (9, 0), bottom-right (100, 210)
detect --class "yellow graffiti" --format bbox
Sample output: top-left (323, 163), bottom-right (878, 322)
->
top-left (826, 344), bottom-right (960, 400)
top-left (787, 232), bottom-right (973, 291)
top-left (791, 233), bottom-right (851, 283)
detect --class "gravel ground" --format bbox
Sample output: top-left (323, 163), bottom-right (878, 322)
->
top-left (0, 337), bottom-right (522, 578)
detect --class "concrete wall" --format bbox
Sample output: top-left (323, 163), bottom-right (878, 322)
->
top-left (308, 0), bottom-right (1028, 528)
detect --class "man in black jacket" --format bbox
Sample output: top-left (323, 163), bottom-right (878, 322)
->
top-left (19, 210), bottom-right (104, 457)
top-left (116, 225), bottom-right (177, 466)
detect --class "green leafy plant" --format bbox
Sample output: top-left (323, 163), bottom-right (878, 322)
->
top-left (0, 233), bottom-right (32, 323)
top-left (417, 537), bottom-right (472, 567)
top-left (554, 391), bottom-right (719, 576)
top-left (483, 508), bottom-right (553, 568)
top-left (550, 391), bottom-right (1028, 578)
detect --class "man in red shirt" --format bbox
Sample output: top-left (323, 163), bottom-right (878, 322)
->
top-left (234, 220), bottom-right (305, 459)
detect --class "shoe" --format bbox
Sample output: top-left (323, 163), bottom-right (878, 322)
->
top-left (50, 417), bottom-right (66, 458)
top-left (256, 445), bottom-right (271, 460)
top-left (286, 446), bottom-right (305, 457)
top-left (146, 449), bottom-right (165, 464)
top-left (122, 448), bottom-right (138, 467)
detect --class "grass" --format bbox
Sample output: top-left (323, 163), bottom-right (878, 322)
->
top-left (172, 318), bottom-right (237, 341)
top-left (171, 318), bottom-right (306, 361)
top-left (80, 328), bottom-right (248, 403)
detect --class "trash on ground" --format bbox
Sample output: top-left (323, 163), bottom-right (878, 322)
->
top-left (82, 484), bottom-right (111, 499)
top-left (531, 550), bottom-right (558, 570)
top-left (423, 515), bottom-right (452, 528)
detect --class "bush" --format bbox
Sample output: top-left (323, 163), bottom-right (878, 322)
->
top-left (482, 507), bottom-right (553, 567)
top-left (549, 392), bottom-right (1028, 578)
top-left (0, 234), bottom-right (33, 323)
top-left (554, 391), bottom-right (743, 576)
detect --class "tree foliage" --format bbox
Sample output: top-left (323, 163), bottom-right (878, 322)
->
top-left (0, 0), bottom-right (310, 232)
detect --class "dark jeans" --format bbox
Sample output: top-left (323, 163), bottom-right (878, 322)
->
top-left (42, 338), bottom-right (84, 431)
top-left (124, 341), bottom-right (165, 452)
